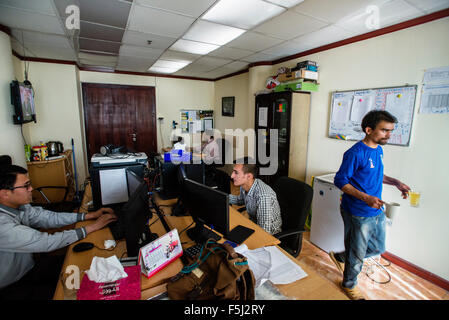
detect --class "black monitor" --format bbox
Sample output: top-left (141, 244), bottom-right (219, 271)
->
top-left (109, 170), bottom-right (158, 257)
top-left (182, 178), bottom-right (254, 244)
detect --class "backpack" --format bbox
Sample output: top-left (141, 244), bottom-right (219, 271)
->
top-left (167, 240), bottom-right (255, 300)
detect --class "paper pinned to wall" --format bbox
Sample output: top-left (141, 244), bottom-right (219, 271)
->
top-left (420, 66), bottom-right (449, 114)
top-left (332, 98), bottom-right (351, 123)
top-left (350, 91), bottom-right (375, 122)
top-left (258, 107), bottom-right (268, 127)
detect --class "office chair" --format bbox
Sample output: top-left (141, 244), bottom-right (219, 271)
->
top-left (272, 176), bottom-right (313, 258)
top-left (31, 185), bottom-right (79, 212)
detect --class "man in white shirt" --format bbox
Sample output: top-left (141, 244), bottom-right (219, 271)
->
top-left (201, 135), bottom-right (220, 164)
top-left (173, 136), bottom-right (186, 152)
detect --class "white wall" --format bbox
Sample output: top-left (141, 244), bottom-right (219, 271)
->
top-left (270, 17), bottom-right (449, 280)
top-left (18, 62), bottom-right (87, 186)
top-left (0, 31), bottom-right (26, 167)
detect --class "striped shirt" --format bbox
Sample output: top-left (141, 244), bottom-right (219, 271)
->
top-left (229, 178), bottom-right (282, 235)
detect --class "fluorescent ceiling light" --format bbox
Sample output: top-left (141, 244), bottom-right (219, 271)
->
top-left (148, 66), bottom-right (180, 74)
top-left (153, 60), bottom-right (190, 69)
top-left (202, 0), bottom-right (285, 29)
top-left (183, 20), bottom-right (246, 46)
top-left (265, 0), bottom-right (304, 8)
top-left (170, 39), bottom-right (219, 55)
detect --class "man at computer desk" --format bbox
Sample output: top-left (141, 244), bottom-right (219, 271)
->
top-left (229, 160), bottom-right (282, 235)
top-left (0, 165), bottom-right (117, 300)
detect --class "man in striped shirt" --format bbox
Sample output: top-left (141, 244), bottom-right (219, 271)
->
top-left (229, 162), bottom-right (282, 235)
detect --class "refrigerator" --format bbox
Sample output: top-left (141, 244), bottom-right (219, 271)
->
top-left (309, 173), bottom-right (345, 253)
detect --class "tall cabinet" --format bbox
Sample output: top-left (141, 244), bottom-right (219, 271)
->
top-left (255, 91), bottom-right (311, 186)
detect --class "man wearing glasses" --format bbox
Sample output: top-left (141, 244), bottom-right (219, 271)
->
top-left (0, 165), bottom-right (117, 300)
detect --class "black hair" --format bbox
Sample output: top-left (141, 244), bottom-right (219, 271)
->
top-left (0, 165), bottom-right (28, 190)
top-left (234, 157), bottom-right (258, 179)
top-left (361, 110), bottom-right (397, 133)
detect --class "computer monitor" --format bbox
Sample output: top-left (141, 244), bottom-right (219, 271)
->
top-left (110, 170), bottom-right (157, 258)
top-left (182, 178), bottom-right (254, 244)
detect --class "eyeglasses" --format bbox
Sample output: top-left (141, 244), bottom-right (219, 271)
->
top-left (10, 181), bottom-right (32, 190)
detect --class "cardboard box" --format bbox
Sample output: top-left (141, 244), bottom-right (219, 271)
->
top-left (274, 79), bottom-right (319, 92)
top-left (277, 69), bottom-right (318, 82)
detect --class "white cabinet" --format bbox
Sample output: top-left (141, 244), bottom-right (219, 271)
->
top-left (309, 173), bottom-right (345, 253)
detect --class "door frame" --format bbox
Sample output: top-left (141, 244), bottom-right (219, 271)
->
top-left (81, 82), bottom-right (157, 164)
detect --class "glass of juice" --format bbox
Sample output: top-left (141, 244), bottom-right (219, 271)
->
top-left (409, 191), bottom-right (421, 207)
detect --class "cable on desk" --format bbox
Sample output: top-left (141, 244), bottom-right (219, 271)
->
top-left (178, 220), bottom-right (195, 237)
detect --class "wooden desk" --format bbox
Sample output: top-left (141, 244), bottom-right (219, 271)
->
top-left (54, 190), bottom-right (347, 300)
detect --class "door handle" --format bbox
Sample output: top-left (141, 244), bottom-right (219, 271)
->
top-left (131, 133), bottom-right (137, 141)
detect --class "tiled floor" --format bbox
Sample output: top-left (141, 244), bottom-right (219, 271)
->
top-left (298, 232), bottom-right (449, 300)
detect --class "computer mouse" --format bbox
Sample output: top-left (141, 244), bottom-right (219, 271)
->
top-left (73, 242), bottom-right (95, 252)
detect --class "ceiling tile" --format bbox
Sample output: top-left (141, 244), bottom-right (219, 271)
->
top-left (117, 55), bottom-right (156, 70)
top-left (11, 29), bottom-right (72, 48)
top-left (135, 0), bottom-right (216, 17)
top-left (182, 20), bottom-right (246, 46)
top-left (119, 44), bottom-right (164, 59)
top-left (377, 0), bottom-right (422, 28)
top-left (191, 56), bottom-right (234, 72)
top-left (0, 6), bottom-right (65, 34)
top-left (208, 46), bottom-right (255, 60)
top-left (254, 10), bottom-right (328, 40)
top-left (220, 60), bottom-right (249, 71)
top-left (158, 50), bottom-right (200, 63)
top-left (292, 0), bottom-right (374, 23)
top-left (79, 37), bottom-right (121, 54)
top-left (292, 25), bottom-right (356, 49)
top-left (26, 45), bottom-right (77, 61)
top-left (405, 0), bottom-right (449, 14)
top-left (78, 0), bottom-right (131, 28)
top-left (261, 40), bottom-right (315, 57)
top-left (0, 0), bottom-right (56, 15)
top-left (127, 4), bottom-right (195, 38)
top-left (79, 52), bottom-right (118, 63)
top-left (80, 21), bottom-right (125, 42)
top-left (226, 32), bottom-right (284, 52)
top-left (122, 30), bottom-right (176, 50)
top-left (240, 52), bottom-right (279, 63)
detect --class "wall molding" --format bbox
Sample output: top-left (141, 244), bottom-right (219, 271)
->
top-left (382, 251), bottom-right (449, 291)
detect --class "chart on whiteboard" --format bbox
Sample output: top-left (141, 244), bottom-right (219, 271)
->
top-left (329, 86), bottom-right (417, 146)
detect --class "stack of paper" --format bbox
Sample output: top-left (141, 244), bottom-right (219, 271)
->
top-left (235, 244), bottom-right (307, 287)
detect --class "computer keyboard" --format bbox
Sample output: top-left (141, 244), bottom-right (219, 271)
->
top-left (184, 243), bottom-right (203, 259)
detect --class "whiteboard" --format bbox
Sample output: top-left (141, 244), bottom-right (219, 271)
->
top-left (328, 85), bottom-right (417, 146)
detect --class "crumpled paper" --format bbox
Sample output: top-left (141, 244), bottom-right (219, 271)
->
top-left (85, 256), bottom-right (128, 283)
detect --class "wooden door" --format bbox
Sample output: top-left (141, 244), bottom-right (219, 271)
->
top-left (82, 83), bottom-right (157, 162)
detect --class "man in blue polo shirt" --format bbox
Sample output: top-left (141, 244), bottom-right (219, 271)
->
top-left (331, 110), bottom-right (410, 300)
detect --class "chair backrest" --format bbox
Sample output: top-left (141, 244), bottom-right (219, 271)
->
top-left (273, 176), bottom-right (313, 257)
top-left (0, 155), bottom-right (12, 166)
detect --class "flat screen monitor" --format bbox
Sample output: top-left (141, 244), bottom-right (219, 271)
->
top-left (10, 80), bottom-right (36, 124)
top-left (182, 178), bottom-right (254, 244)
top-left (109, 170), bottom-right (157, 257)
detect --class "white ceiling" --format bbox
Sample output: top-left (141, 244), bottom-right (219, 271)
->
top-left (0, 0), bottom-right (448, 80)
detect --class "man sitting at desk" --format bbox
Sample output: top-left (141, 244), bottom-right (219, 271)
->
top-left (200, 135), bottom-right (220, 164)
top-left (0, 164), bottom-right (117, 300)
top-left (229, 161), bottom-right (282, 235)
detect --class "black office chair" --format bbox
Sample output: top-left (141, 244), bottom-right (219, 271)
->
top-left (272, 176), bottom-right (313, 258)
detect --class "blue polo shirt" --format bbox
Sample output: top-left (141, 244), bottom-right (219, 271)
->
top-left (334, 141), bottom-right (384, 217)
